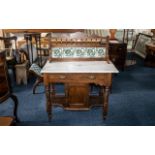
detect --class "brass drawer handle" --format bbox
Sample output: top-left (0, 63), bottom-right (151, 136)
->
top-left (89, 75), bottom-right (96, 80)
top-left (59, 75), bottom-right (66, 79)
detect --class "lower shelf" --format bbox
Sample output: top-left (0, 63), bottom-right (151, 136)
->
top-left (51, 95), bottom-right (103, 110)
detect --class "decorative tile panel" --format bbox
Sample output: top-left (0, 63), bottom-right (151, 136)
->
top-left (87, 48), bottom-right (96, 57)
top-left (63, 48), bottom-right (75, 58)
top-left (51, 47), bottom-right (106, 58)
top-left (52, 48), bottom-right (63, 58)
top-left (96, 48), bottom-right (106, 57)
top-left (74, 48), bottom-right (86, 57)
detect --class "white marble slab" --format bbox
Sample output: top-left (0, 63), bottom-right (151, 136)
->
top-left (109, 40), bottom-right (120, 44)
top-left (41, 61), bottom-right (119, 74)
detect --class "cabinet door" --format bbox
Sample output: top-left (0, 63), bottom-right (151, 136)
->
top-left (109, 42), bottom-right (127, 70)
top-left (66, 83), bottom-right (89, 109)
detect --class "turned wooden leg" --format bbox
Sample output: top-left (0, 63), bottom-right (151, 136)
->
top-left (64, 84), bottom-right (69, 107)
top-left (33, 78), bottom-right (43, 94)
top-left (10, 94), bottom-right (19, 122)
top-left (99, 86), bottom-right (104, 97)
top-left (46, 84), bottom-right (52, 121)
top-left (103, 86), bottom-right (110, 120)
top-left (12, 67), bottom-right (16, 82)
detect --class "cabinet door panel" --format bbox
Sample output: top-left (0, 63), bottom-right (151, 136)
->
top-left (67, 83), bottom-right (89, 107)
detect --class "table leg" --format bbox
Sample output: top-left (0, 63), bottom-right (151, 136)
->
top-left (10, 94), bottom-right (19, 122)
top-left (103, 86), bottom-right (110, 120)
top-left (46, 84), bottom-right (52, 121)
top-left (99, 86), bottom-right (104, 97)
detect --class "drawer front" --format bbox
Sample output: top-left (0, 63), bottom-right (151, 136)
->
top-left (45, 73), bottom-right (111, 85)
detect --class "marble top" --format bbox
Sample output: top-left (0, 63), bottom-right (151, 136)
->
top-left (109, 40), bottom-right (120, 44)
top-left (41, 61), bottom-right (119, 74)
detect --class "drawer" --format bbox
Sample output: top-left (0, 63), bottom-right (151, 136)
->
top-left (46, 73), bottom-right (111, 85)
top-left (47, 74), bottom-right (69, 82)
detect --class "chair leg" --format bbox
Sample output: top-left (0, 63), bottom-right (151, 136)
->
top-left (10, 94), bottom-right (19, 122)
top-left (130, 52), bottom-right (136, 65)
top-left (33, 78), bottom-right (43, 94)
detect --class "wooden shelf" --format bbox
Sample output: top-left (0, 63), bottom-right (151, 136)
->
top-left (3, 29), bottom-right (84, 34)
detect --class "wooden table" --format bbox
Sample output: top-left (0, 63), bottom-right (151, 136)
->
top-left (41, 61), bottom-right (118, 120)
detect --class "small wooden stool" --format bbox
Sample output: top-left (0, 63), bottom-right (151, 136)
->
top-left (0, 117), bottom-right (14, 126)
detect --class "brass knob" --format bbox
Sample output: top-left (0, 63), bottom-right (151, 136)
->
top-left (89, 75), bottom-right (95, 80)
top-left (59, 75), bottom-right (66, 79)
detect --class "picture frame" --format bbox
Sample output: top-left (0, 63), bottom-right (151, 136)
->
top-left (134, 33), bottom-right (152, 58)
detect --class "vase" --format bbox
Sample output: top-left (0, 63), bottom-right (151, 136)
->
top-left (109, 29), bottom-right (117, 40)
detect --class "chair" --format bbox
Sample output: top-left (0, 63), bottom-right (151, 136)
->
top-left (122, 29), bottom-right (137, 66)
top-left (29, 63), bottom-right (43, 94)
top-left (24, 33), bottom-right (49, 93)
top-left (24, 33), bottom-right (35, 65)
top-left (24, 32), bottom-right (50, 66)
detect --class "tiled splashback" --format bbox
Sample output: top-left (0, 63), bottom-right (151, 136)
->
top-left (51, 47), bottom-right (106, 58)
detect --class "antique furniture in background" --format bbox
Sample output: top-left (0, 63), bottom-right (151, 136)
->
top-left (24, 32), bottom-right (50, 67)
top-left (15, 60), bottom-right (29, 85)
top-left (134, 33), bottom-right (152, 58)
top-left (0, 35), bottom-right (31, 85)
top-left (109, 29), bottom-right (117, 40)
top-left (0, 51), bottom-right (19, 122)
top-left (109, 40), bottom-right (127, 71)
top-left (24, 33), bottom-right (42, 66)
top-left (0, 36), bottom-right (19, 80)
top-left (24, 33), bottom-right (50, 92)
top-left (14, 48), bottom-right (30, 85)
top-left (123, 29), bottom-right (134, 46)
top-left (41, 33), bottom-right (118, 120)
top-left (0, 36), bottom-right (17, 49)
top-left (144, 43), bottom-right (155, 67)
